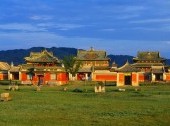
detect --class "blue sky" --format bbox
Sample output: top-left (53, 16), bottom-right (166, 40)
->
top-left (0, 0), bottom-right (170, 58)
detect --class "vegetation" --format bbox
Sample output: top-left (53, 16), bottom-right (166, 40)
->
top-left (0, 83), bottom-right (170, 126)
top-left (62, 55), bottom-right (82, 79)
top-left (0, 80), bottom-right (21, 85)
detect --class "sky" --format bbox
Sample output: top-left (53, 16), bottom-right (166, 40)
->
top-left (0, 0), bottom-right (170, 58)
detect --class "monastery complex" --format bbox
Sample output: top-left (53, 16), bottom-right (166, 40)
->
top-left (0, 48), bottom-right (170, 86)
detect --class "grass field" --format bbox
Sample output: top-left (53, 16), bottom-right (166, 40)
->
top-left (0, 83), bottom-right (170, 126)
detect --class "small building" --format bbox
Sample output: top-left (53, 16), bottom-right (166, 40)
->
top-left (19, 50), bottom-right (68, 85)
top-left (9, 65), bottom-right (20, 80)
top-left (0, 62), bottom-right (10, 80)
top-left (116, 61), bottom-right (140, 86)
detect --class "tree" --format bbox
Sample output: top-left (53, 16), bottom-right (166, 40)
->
top-left (62, 55), bottom-right (82, 80)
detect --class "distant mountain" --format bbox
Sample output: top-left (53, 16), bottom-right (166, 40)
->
top-left (0, 47), bottom-right (77, 65)
top-left (166, 59), bottom-right (170, 66)
top-left (0, 47), bottom-right (169, 66)
top-left (107, 55), bottom-right (134, 67)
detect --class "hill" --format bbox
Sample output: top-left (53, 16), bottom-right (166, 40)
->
top-left (107, 55), bottom-right (134, 67)
top-left (0, 47), bottom-right (77, 65)
top-left (0, 47), bottom-right (169, 66)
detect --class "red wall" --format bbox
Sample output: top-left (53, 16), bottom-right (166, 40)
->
top-left (139, 74), bottom-right (144, 82)
top-left (95, 74), bottom-right (117, 81)
top-left (21, 73), bottom-right (27, 81)
top-left (166, 74), bottom-right (170, 81)
top-left (57, 73), bottom-right (68, 81)
top-left (44, 72), bottom-right (50, 81)
top-left (132, 73), bottom-right (137, 82)
top-left (0, 73), bottom-right (8, 80)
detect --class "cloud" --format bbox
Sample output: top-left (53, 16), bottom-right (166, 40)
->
top-left (30, 15), bottom-right (53, 20)
top-left (130, 18), bottom-right (170, 24)
top-left (100, 28), bottom-right (115, 32)
top-left (98, 5), bottom-right (147, 14)
top-left (0, 23), bottom-right (46, 32)
top-left (123, 5), bottom-right (146, 12)
top-left (0, 31), bottom-right (169, 57)
top-left (131, 24), bottom-right (170, 32)
top-left (116, 14), bottom-right (140, 20)
top-left (55, 24), bottom-right (85, 30)
top-left (164, 41), bottom-right (170, 44)
top-left (37, 23), bottom-right (85, 30)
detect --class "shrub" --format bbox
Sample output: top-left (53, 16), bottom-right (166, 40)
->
top-left (73, 88), bottom-right (83, 93)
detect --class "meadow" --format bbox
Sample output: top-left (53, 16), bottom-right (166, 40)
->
top-left (0, 82), bottom-right (170, 126)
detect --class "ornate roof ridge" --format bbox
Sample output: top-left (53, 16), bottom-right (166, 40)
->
top-left (25, 50), bottom-right (59, 63)
top-left (117, 61), bottom-right (139, 72)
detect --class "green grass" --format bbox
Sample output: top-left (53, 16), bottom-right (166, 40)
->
top-left (0, 84), bottom-right (170, 126)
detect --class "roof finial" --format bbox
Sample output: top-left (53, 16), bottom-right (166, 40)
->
top-left (90, 47), bottom-right (94, 51)
top-left (11, 61), bottom-right (14, 67)
top-left (125, 60), bottom-right (129, 65)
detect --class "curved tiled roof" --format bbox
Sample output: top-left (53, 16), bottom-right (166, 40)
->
top-left (133, 51), bottom-right (165, 61)
top-left (0, 62), bottom-right (10, 70)
top-left (132, 62), bottom-right (164, 67)
top-left (117, 61), bottom-right (140, 72)
top-left (9, 66), bottom-right (21, 72)
top-left (76, 48), bottom-right (110, 61)
top-left (25, 50), bottom-right (59, 63)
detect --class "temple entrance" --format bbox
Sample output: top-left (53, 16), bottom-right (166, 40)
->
top-left (11, 72), bottom-right (19, 80)
top-left (77, 73), bottom-right (86, 80)
top-left (37, 75), bottom-right (44, 85)
top-left (144, 73), bottom-right (151, 81)
top-left (125, 75), bottom-right (131, 85)
top-left (155, 74), bottom-right (163, 81)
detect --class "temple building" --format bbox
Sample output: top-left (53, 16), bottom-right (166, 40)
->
top-left (9, 50), bottom-right (68, 85)
top-left (75, 47), bottom-right (117, 81)
top-left (132, 51), bottom-right (168, 82)
top-left (2, 48), bottom-right (170, 86)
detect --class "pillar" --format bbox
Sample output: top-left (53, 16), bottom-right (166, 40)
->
top-left (163, 73), bottom-right (166, 81)
top-left (19, 71), bottom-right (21, 81)
top-left (152, 73), bottom-right (155, 82)
top-left (117, 73), bottom-right (124, 86)
top-left (132, 72), bottom-right (139, 86)
top-left (85, 73), bottom-right (88, 80)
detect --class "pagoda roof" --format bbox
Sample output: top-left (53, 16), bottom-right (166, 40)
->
top-left (117, 61), bottom-right (140, 72)
top-left (0, 62), bottom-right (10, 71)
top-left (132, 63), bottom-right (164, 67)
top-left (133, 51), bottom-right (165, 61)
top-left (94, 66), bottom-right (110, 70)
top-left (9, 66), bottom-right (20, 72)
top-left (76, 47), bottom-right (110, 61)
top-left (25, 50), bottom-right (59, 63)
top-left (20, 64), bottom-right (65, 72)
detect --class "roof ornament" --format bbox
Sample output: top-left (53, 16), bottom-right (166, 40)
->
top-left (125, 60), bottom-right (129, 65)
top-left (90, 47), bottom-right (94, 51)
top-left (11, 62), bottom-right (14, 67)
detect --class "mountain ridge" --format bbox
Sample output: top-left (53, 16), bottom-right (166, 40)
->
top-left (0, 47), bottom-right (169, 66)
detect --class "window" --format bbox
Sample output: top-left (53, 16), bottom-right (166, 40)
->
top-left (51, 74), bottom-right (56, 80)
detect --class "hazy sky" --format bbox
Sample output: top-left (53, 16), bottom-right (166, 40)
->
top-left (0, 0), bottom-right (170, 57)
